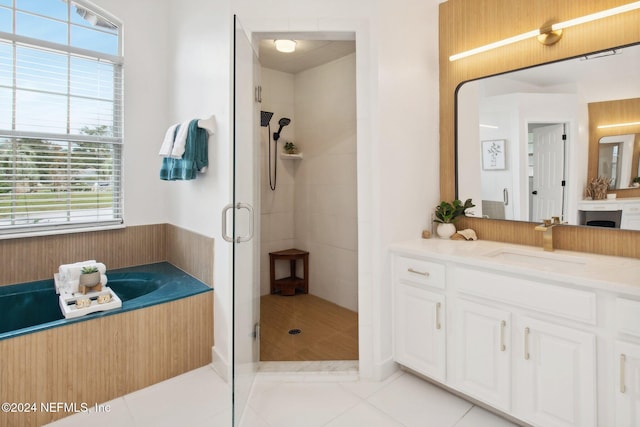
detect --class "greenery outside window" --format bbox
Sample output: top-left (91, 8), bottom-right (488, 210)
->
top-left (0, 0), bottom-right (123, 236)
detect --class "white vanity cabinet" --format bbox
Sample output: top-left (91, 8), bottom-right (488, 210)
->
top-left (392, 256), bottom-right (446, 382)
top-left (450, 284), bottom-right (596, 426)
top-left (390, 242), bottom-right (615, 427)
top-left (614, 297), bottom-right (640, 427)
top-left (615, 341), bottom-right (640, 427)
top-left (449, 299), bottom-right (511, 411)
top-left (513, 316), bottom-right (596, 427)
top-left (620, 202), bottom-right (640, 230)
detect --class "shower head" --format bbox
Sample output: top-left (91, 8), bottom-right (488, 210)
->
top-left (261, 111), bottom-right (274, 127)
top-left (273, 117), bottom-right (291, 141)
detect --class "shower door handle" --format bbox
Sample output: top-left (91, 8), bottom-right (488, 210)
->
top-left (236, 202), bottom-right (254, 243)
top-left (221, 203), bottom-right (234, 242)
top-left (221, 203), bottom-right (255, 243)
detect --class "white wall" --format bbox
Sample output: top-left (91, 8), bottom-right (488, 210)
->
top-left (166, 0), bottom-right (233, 379)
top-left (259, 68), bottom-right (297, 296)
top-left (91, 0), bottom-right (171, 227)
top-left (294, 53), bottom-right (358, 312)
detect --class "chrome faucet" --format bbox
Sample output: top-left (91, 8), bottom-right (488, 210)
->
top-left (534, 216), bottom-right (561, 251)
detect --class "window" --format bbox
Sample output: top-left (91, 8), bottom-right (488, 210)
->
top-left (0, 0), bottom-right (123, 236)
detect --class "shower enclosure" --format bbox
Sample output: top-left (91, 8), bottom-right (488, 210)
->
top-left (232, 16), bottom-right (260, 427)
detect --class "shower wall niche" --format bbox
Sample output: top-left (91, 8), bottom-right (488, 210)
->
top-left (259, 52), bottom-right (358, 312)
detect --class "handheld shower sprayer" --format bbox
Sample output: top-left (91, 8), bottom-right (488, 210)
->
top-left (273, 117), bottom-right (291, 141)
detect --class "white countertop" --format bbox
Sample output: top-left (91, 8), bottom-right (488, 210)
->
top-left (390, 238), bottom-right (640, 296)
top-left (578, 197), bottom-right (640, 205)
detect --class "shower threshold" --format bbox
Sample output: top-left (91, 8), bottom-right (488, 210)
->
top-left (257, 361), bottom-right (359, 381)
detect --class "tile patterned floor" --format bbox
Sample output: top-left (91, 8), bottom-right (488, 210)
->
top-left (46, 364), bottom-right (519, 427)
top-left (260, 294), bottom-right (358, 361)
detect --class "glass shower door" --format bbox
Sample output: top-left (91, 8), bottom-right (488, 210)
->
top-left (232, 15), bottom-right (260, 427)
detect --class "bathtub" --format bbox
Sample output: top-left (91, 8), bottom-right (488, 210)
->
top-left (0, 262), bottom-right (211, 340)
top-left (0, 262), bottom-right (213, 427)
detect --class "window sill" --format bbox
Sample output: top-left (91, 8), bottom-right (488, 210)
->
top-left (0, 223), bottom-right (126, 240)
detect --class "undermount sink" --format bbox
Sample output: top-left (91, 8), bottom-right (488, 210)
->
top-left (483, 248), bottom-right (588, 270)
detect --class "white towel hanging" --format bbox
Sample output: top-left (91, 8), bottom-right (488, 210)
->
top-left (159, 123), bottom-right (179, 157)
top-left (197, 115), bottom-right (216, 135)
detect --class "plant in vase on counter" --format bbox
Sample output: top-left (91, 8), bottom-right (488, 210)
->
top-left (433, 198), bottom-right (475, 239)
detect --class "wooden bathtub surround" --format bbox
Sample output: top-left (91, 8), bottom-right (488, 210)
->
top-left (166, 224), bottom-right (214, 286)
top-left (0, 291), bottom-right (213, 427)
top-left (440, 0), bottom-right (640, 258)
top-left (0, 223), bottom-right (214, 287)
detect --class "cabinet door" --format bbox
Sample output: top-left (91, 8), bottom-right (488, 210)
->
top-left (515, 317), bottom-right (596, 427)
top-left (615, 341), bottom-right (640, 427)
top-left (621, 214), bottom-right (640, 231)
top-left (450, 299), bottom-right (511, 412)
top-left (394, 283), bottom-right (446, 381)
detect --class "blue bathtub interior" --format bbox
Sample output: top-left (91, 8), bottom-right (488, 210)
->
top-left (0, 262), bottom-right (211, 340)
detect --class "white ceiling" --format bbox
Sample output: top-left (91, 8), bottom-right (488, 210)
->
top-left (493, 44), bottom-right (640, 88)
top-left (258, 39), bottom-right (356, 74)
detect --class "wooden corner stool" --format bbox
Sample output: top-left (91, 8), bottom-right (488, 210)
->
top-left (269, 248), bottom-right (309, 296)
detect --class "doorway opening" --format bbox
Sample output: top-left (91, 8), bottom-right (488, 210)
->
top-left (256, 34), bottom-right (359, 362)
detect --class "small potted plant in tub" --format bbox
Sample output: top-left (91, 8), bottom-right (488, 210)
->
top-left (433, 198), bottom-right (475, 239)
top-left (79, 266), bottom-right (101, 291)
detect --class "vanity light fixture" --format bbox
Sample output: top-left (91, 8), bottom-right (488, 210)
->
top-left (480, 124), bottom-right (499, 129)
top-left (597, 121), bottom-right (640, 129)
top-left (449, 1), bottom-right (640, 61)
top-left (274, 39), bottom-right (296, 53)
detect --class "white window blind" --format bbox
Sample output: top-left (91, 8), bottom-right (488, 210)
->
top-left (0, 0), bottom-right (123, 236)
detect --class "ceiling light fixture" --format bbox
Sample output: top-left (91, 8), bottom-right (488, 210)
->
top-left (597, 121), bottom-right (640, 129)
top-left (449, 1), bottom-right (640, 61)
top-left (274, 40), bottom-right (297, 53)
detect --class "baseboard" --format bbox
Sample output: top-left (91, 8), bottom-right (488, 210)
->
top-left (373, 356), bottom-right (399, 381)
top-left (212, 346), bottom-right (230, 382)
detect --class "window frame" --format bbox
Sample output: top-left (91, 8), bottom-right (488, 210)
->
top-left (0, 0), bottom-right (124, 238)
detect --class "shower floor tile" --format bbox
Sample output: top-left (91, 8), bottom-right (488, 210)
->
top-left (260, 293), bottom-right (358, 361)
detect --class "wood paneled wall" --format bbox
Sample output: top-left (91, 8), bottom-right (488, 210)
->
top-left (0, 291), bottom-right (213, 427)
top-left (440, 0), bottom-right (640, 258)
top-left (588, 98), bottom-right (640, 197)
top-left (0, 224), bottom-right (214, 286)
top-left (167, 224), bottom-right (214, 286)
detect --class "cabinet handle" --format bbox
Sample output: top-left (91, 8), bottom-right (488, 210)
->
top-left (435, 302), bottom-right (442, 330)
top-left (620, 354), bottom-right (626, 394)
top-left (524, 327), bottom-right (530, 360)
top-left (408, 268), bottom-right (429, 277)
top-left (500, 320), bottom-right (506, 352)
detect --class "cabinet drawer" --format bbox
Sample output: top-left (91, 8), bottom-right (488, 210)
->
top-left (455, 267), bottom-right (597, 325)
top-left (616, 297), bottom-right (640, 338)
top-left (396, 256), bottom-right (445, 289)
top-left (624, 204), bottom-right (640, 214)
